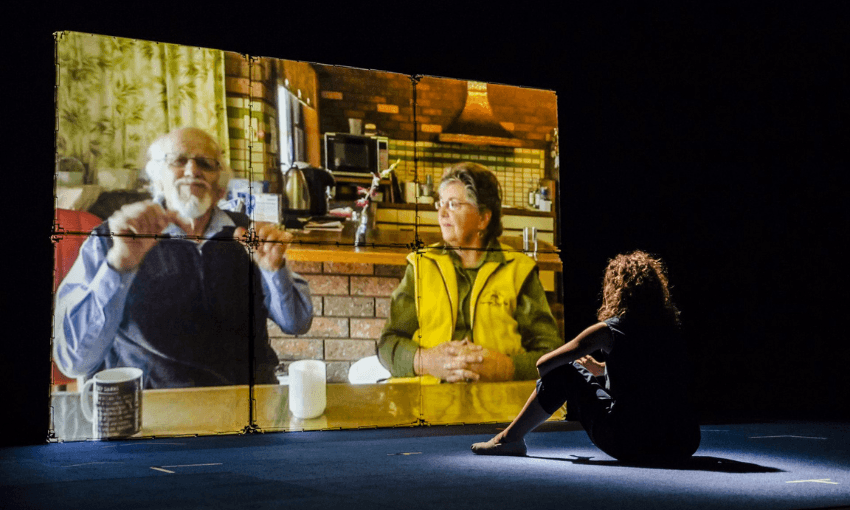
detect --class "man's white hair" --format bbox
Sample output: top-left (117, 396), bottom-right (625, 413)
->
top-left (143, 127), bottom-right (232, 197)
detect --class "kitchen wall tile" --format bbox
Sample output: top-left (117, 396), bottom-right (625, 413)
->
top-left (375, 298), bottom-right (391, 318)
top-left (350, 276), bottom-right (400, 297)
top-left (311, 296), bottom-right (323, 316)
top-left (326, 362), bottom-right (351, 383)
top-left (288, 260), bottom-right (323, 274)
top-left (269, 338), bottom-right (323, 360)
top-left (350, 318), bottom-right (387, 339)
top-left (303, 317), bottom-right (349, 338)
top-left (325, 339), bottom-right (377, 361)
top-left (302, 274), bottom-right (349, 295)
top-left (375, 264), bottom-right (407, 278)
top-left (323, 262), bottom-right (373, 275)
top-left (324, 296), bottom-right (375, 317)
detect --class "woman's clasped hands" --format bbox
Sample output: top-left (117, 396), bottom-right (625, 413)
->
top-left (415, 339), bottom-right (515, 383)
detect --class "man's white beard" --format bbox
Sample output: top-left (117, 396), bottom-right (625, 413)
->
top-left (169, 186), bottom-right (212, 220)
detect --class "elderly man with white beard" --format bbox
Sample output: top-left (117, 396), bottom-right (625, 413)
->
top-left (54, 127), bottom-right (313, 388)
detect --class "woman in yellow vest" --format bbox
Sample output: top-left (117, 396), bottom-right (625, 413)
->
top-left (378, 163), bottom-right (563, 384)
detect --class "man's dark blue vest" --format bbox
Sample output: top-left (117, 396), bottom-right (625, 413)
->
top-left (93, 211), bottom-right (279, 388)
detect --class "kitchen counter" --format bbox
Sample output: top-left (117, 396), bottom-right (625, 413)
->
top-left (355, 201), bottom-right (557, 218)
top-left (285, 223), bottom-right (562, 272)
top-left (50, 381), bottom-right (566, 440)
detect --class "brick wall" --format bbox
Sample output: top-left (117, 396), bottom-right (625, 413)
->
top-left (313, 64), bottom-right (415, 140)
top-left (224, 53), bottom-right (277, 186)
top-left (312, 65), bottom-right (558, 151)
top-left (312, 64), bottom-right (558, 208)
top-left (222, 59), bottom-right (557, 200)
top-left (224, 55), bottom-right (322, 193)
top-left (223, 59), bottom-right (558, 207)
top-left (269, 260), bottom-right (406, 383)
top-left (415, 76), bottom-right (558, 150)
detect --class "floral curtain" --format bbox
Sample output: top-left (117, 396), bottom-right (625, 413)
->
top-left (55, 31), bottom-right (229, 183)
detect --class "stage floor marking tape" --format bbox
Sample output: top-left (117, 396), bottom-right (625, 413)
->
top-left (749, 435), bottom-right (828, 440)
top-left (786, 479), bottom-right (838, 485)
top-left (161, 463), bottom-right (223, 468)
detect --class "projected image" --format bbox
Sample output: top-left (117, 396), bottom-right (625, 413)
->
top-left (52, 32), bottom-right (562, 441)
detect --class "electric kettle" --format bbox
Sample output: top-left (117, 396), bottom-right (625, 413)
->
top-left (300, 166), bottom-right (336, 216)
top-left (283, 164), bottom-right (311, 214)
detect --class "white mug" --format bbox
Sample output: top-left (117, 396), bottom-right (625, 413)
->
top-left (80, 367), bottom-right (143, 439)
top-left (288, 360), bottom-right (327, 419)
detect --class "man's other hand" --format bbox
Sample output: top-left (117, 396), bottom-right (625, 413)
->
top-left (235, 222), bottom-right (293, 272)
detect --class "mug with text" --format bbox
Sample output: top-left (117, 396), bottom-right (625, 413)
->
top-left (80, 367), bottom-right (143, 439)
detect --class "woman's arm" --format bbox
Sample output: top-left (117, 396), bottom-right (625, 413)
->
top-left (377, 264), bottom-right (420, 377)
top-left (536, 322), bottom-right (613, 378)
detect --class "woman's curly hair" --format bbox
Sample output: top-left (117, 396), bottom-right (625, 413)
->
top-left (596, 250), bottom-right (681, 325)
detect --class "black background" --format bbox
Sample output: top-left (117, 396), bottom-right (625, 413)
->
top-left (4, 3), bottom-right (848, 446)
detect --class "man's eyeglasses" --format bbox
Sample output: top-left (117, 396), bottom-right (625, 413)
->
top-left (435, 198), bottom-right (476, 211)
top-left (159, 153), bottom-right (220, 171)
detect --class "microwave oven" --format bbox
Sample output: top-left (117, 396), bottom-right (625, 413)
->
top-left (324, 133), bottom-right (389, 178)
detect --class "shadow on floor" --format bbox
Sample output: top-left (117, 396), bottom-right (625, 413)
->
top-left (527, 454), bottom-right (784, 473)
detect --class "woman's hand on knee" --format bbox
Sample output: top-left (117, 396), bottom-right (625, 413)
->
top-left (577, 355), bottom-right (606, 377)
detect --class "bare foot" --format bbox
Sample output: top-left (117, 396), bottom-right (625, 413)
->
top-left (470, 435), bottom-right (527, 456)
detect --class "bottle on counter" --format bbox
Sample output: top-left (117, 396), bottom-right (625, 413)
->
top-left (534, 179), bottom-right (543, 209)
top-left (538, 185), bottom-right (552, 212)
top-left (423, 175), bottom-right (434, 198)
top-left (528, 179), bottom-right (536, 208)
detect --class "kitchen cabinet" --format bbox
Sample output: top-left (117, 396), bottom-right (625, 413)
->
top-left (375, 205), bottom-right (556, 244)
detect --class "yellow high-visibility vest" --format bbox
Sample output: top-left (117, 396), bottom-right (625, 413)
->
top-left (400, 243), bottom-right (537, 384)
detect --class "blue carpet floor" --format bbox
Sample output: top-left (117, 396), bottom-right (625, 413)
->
top-left (2, 421), bottom-right (849, 509)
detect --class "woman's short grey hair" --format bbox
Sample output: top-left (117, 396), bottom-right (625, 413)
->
top-left (439, 162), bottom-right (503, 246)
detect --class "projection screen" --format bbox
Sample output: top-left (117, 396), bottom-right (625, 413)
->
top-left (51, 31), bottom-right (562, 441)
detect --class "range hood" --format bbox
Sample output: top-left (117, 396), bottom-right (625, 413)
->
top-left (438, 81), bottom-right (522, 147)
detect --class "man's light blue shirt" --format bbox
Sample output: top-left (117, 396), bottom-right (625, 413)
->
top-left (53, 207), bottom-right (313, 381)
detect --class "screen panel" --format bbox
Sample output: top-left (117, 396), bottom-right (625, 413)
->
top-left (403, 75), bottom-right (564, 423)
top-left (51, 31), bottom-right (563, 440)
top-left (254, 58), bottom-right (422, 431)
top-left (52, 32), bottom-right (252, 439)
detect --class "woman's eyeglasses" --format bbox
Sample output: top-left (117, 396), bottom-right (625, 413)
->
top-left (435, 199), bottom-right (475, 211)
top-left (159, 153), bottom-right (220, 171)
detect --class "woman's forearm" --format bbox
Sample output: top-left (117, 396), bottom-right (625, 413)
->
top-left (377, 334), bottom-right (419, 377)
top-left (536, 322), bottom-right (612, 376)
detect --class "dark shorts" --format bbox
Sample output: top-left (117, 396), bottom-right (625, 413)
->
top-left (535, 362), bottom-right (700, 462)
